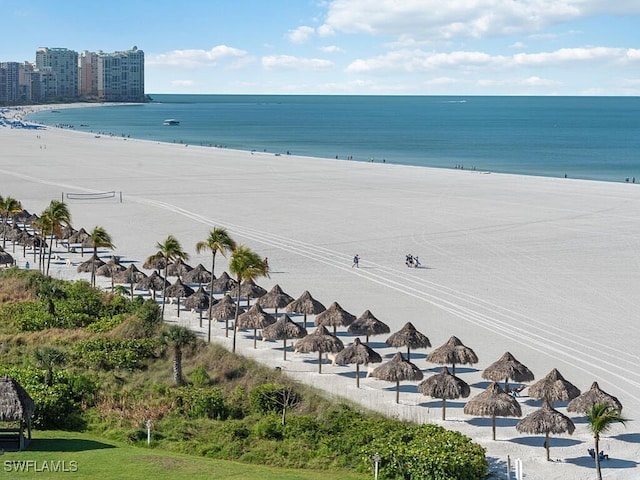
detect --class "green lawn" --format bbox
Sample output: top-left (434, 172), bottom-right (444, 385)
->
top-left (1, 430), bottom-right (367, 480)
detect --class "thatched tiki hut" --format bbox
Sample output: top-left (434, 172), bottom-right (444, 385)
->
top-left (293, 326), bottom-right (344, 374)
top-left (236, 304), bottom-right (276, 349)
top-left (286, 290), bottom-right (326, 329)
top-left (516, 400), bottom-right (575, 461)
top-left (567, 381), bottom-right (623, 414)
top-left (347, 310), bottom-right (391, 344)
top-left (370, 352), bottom-right (423, 404)
top-left (418, 366), bottom-right (470, 420)
top-left (482, 351), bottom-right (534, 391)
top-left (261, 314), bottom-right (307, 361)
top-left (314, 301), bottom-right (356, 335)
top-left (0, 376), bottom-right (35, 450)
top-left (427, 336), bottom-right (478, 375)
top-left (463, 382), bottom-right (522, 440)
top-left (257, 284), bottom-right (294, 317)
top-left (385, 322), bottom-right (431, 360)
top-left (528, 368), bottom-right (580, 406)
top-left (334, 337), bottom-right (382, 388)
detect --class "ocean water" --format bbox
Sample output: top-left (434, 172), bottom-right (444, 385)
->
top-left (28, 95), bottom-right (640, 183)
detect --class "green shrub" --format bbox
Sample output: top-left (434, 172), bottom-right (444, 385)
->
top-left (251, 415), bottom-right (283, 440)
top-left (189, 365), bottom-right (211, 387)
top-left (71, 337), bottom-right (157, 370)
top-left (172, 386), bottom-right (228, 419)
top-left (249, 383), bottom-right (300, 415)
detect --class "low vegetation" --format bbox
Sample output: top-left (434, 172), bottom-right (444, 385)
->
top-left (0, 268), bottom-right (487, 479)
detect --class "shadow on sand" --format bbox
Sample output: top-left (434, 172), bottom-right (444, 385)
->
top-left (509, 436), bottom-right (582, 447)
top-left (564, 455), bottom-right (638, 470)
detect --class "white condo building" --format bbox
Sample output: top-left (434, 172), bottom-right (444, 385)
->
top-left (35, 47), bottom-right (79, 99)
top-left (96, 46), bottom-right (145, 102)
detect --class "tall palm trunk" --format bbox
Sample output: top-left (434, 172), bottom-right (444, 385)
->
top-left (46, 227), bottom-right (55, 276)
top-left (594, 434), bottom-right (602, 480)
top-left (232, 276), bottom-right (241, 351)
top-left (161, 263), bottom-right (168, 318)
top-left (173, 347), bottom-right (183, 386)
top-left (91, 246), bottom-right (97, 286)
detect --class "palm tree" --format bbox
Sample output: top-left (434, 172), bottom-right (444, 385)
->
top-left (146, 235), bottom-right (189, 318)
top-left (0, 196), bottom-right (22, 249)
top-left (33, 347), bottom-right (66, 386)
top-left (228, 245), bottom-right (269, 352)
top-left (40, 200), bottom-right (71, 276)
top-left (87, 226), bottom-right (115, 287)
top-left (586, 402), bottom-right (627, 480)
top-left (195, 227), bottom-right (236, 338)
top-left (160, 325), bottom-right (197, 386)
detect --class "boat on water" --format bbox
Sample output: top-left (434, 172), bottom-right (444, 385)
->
top-left (163, 119), bottom-right (180, 126)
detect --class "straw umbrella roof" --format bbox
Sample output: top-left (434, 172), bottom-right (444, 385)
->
top-left (528, 368), bottom-right (581, 405)
top-left (208, 271), bottom-right (238, 293)
top-left (96, 256), bottom-right (126, 277)
top-left (165, 278), bottom-right (195, 298)
top-left (143, 255), bottom-right (167, 271)
top-left (60, 224), bottom-right (76, 240)
top-left (567, 381), bottom-right (623, 413)
top-left (237, 304), bottom-right (277, 349)
top-left (76, 253), bottom-right (106, 273)
top-left (231, 278), bottom-right (267, 300)
top-left (262, 314), bottom-right (308, 361)
top-left (334, 337), bottom-right (382, 388)
top-left (427, 336), bottom-right (478, 375)
top-left (182, 263), bottom-right (212, 285)
top-left (113, 264), bottom-right (147, 284)
top-left (370, 352), bottom-right (424, 404)
top-left (0, 247), bottom-right (14, 265)
top-left (293, 325), bottom-right (344, 374)
top-left (184, 286), bottom-right (211, 311)
top-left (482, 352), bottom-right (535, 389)
top-left (385, 322), bottom-right (431, 360)
top-left (256, 284), bottom-right (294, 313)
top-left (286, 290), bottom-right (326, 329)
top-left (418, 366), bottom-right (470, 420)
top-left (0, 376), bottom-right (35, 422)
top-left (67, 227), bottom-right (90, 244)
top-left (209, 294), bottom-right (243, 320)
top-left (516, 400), bottom-right (575, 461)
top-left (25, 213), bottom-right (40, 226)
top-left (12, 209), bottom-right (31, 224)
top-left (136, 271), bottom-right (170, 291)
top-left (237, 304), bottom-right (276, 330)
top-left (315, 301), bottom-right (356, 334)
top-left (463, 382), bottom-right (522, 440)
top-left (166, 258), bottom-right (193, 278)
top-left (348, 310), bottom-right (391, 343)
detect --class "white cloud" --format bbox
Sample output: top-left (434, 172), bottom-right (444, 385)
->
top-left (287, 26), bottom-right (315, 44)
top-left (319, 45), bottom-right (344, 54)
top-left (510, 42), bottom-right (526, 49)
top-left (262, 55), bottom-right (334, 70)
top-left (147, 45), bottom-right (248, 67)
top-left (521, 76), bottom-right (562, 86)
top-left (322, 0), bottom-right (640, 41)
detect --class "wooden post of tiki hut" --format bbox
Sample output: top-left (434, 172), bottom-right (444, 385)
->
top-left (0, 376), bottom-right (35, 451)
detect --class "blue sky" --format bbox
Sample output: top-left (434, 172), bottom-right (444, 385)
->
top-left (1, 0), bottom-right (639, 95)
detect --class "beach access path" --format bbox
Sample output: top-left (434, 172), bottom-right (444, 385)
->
top-left (2, 109), bottom-right (639, 479)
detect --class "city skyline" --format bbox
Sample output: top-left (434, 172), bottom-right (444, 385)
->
top-left (1, 0), bottom-right (639, 96)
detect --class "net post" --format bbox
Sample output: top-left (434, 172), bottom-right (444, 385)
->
top-left (120, 191), bottom-right (123, 203)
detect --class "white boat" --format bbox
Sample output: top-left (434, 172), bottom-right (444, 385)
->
top-left (163, 119), bottom-right (180, 126)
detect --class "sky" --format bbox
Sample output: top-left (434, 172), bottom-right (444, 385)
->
top-left (1, 0), bottom-right (639, 96)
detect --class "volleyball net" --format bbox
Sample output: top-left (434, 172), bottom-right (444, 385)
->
top-left (62, 191), bottom-right (122, 203)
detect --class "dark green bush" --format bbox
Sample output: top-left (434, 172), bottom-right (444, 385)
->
top-left (71, 337), bottom-right (157, 370)
top-left (172, 386), bottom-right (228, 419)
top-left (249, 383), bottom-right (300, 415)
top-left (251, 415), bottom-right (283, 440)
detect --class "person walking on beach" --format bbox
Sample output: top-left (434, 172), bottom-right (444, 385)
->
top-left (352, 254), bottom-right (360, 268)
top-left (413, 256), bottom-right (421, 268)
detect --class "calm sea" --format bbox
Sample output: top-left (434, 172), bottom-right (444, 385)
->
top-left (28, 95), bottom-right (640, 183)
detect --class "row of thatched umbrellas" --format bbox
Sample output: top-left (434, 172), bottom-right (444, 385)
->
top-left (8, 218), bottom-right (622, 460)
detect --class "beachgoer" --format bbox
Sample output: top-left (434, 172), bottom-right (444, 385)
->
top-left (352, 254), bottom-right (360, 268)
top-left (25, 261), bottom-right (29, 270)
top-left (414, 256), bottom-right (421, 268)
top-left (263, 257), bottom-right (269, 268)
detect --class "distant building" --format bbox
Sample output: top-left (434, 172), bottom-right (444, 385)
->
top-left (35, 47), bottom-right (79, 100)
top-left (0, 62), bottom-right (20, 104)
top-left (96, 46), bottom-right (145, 102)
top-left (78, 50), bottom-right (99, 99)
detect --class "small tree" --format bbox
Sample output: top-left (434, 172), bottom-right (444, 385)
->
top-left (87, 226), bottom-right (115, 287)
top-left (40, 200), bottom-right (71, 276)
top-left (161, 325), bottom-right (197, 386)
top-left (586, 402), bottom-right (627, 480)
top-left (146, 235), bottom-right (189, 318)
top-left (33, 347), bottom-right (66, 386)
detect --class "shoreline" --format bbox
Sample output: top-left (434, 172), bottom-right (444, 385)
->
top-left (2, 108), bottom-right (639, 479)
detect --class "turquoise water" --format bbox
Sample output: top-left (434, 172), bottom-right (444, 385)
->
top-left (29, 95), bottom-right (640, 183)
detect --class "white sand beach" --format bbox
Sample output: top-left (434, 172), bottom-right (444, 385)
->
top-left (1, 107), bottom-right (639, 479)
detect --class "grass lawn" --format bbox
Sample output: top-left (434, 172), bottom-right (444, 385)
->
top-left (0, 430), bottom-right (367, 479)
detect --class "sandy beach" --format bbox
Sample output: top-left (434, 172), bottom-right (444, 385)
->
top-left (1, 106), bottom-right (639, 479)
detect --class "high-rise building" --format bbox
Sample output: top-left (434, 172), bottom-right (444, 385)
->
top-left (0, 62), bottom-right (20, 104)
top-left (96, 46), bottom-right (145, 102)
top-left (78, 50), bottom-right (98, 98)
top-left (35, 47), bottom-right (79, 99)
